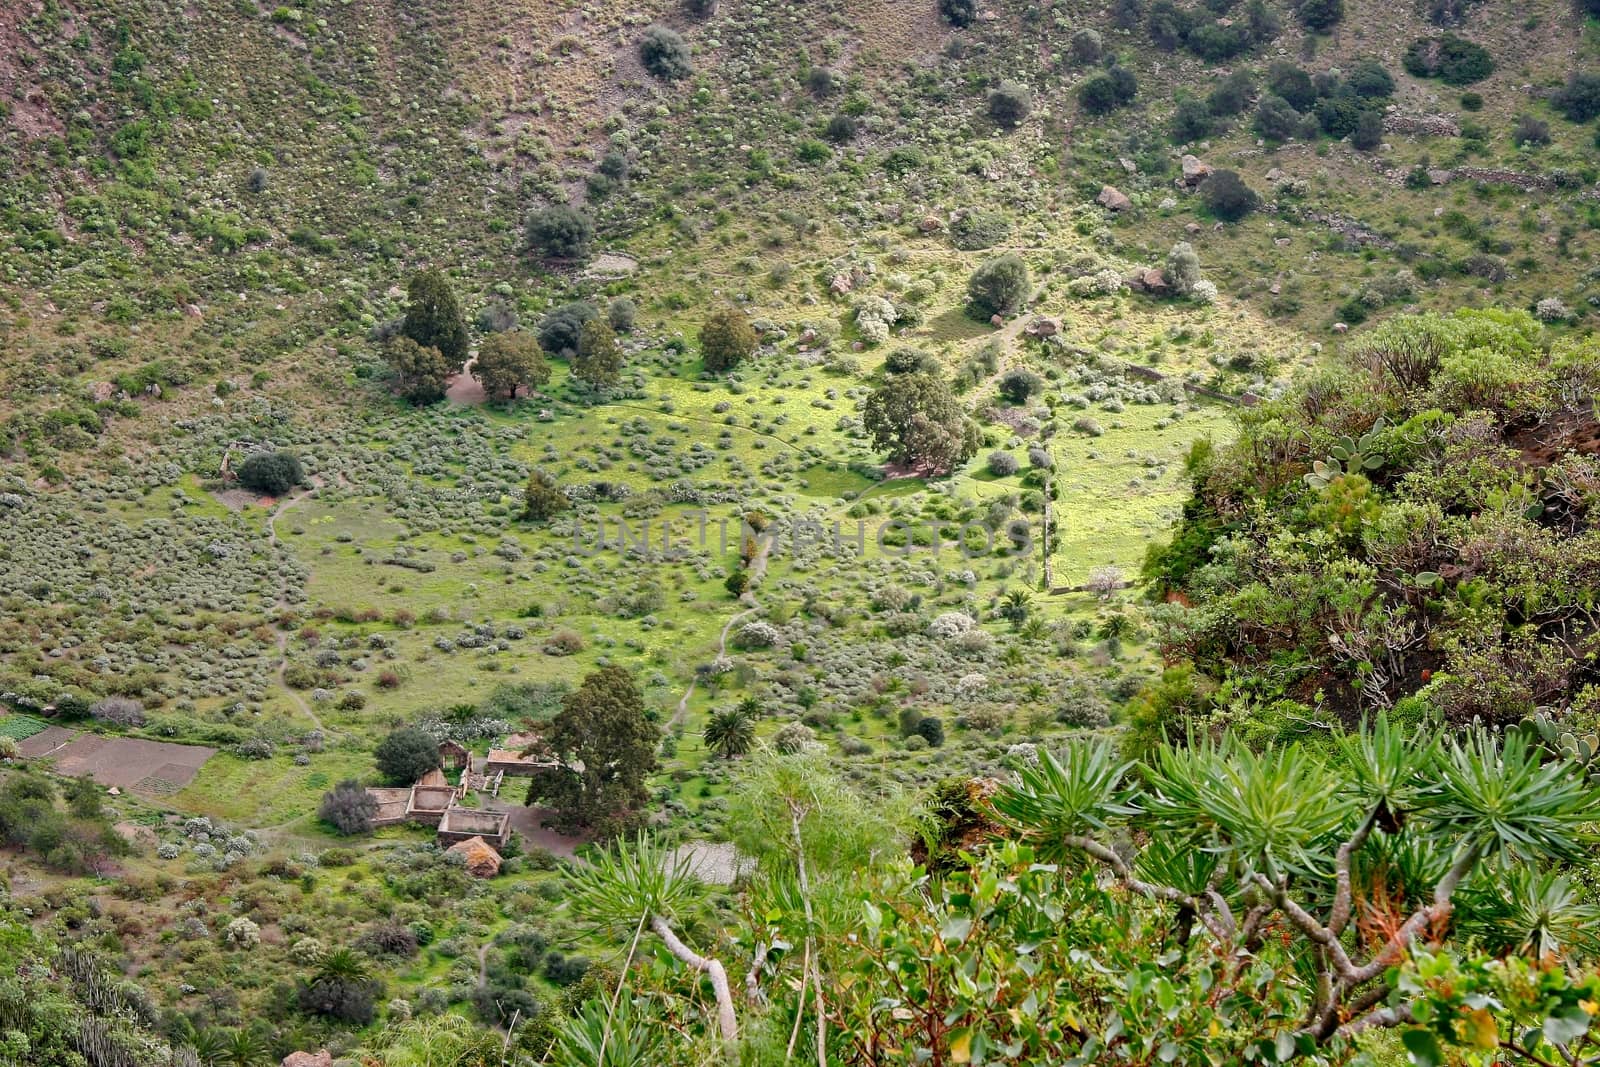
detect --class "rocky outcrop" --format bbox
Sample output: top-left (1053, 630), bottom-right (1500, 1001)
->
top-left (282, 1052), bottom-right (333, 1067)
top-left (1096, 185), bottom-right (1132, 211)
top-left (1383, 113), bottom-right (1461, 138)
top-left (1179, 154), bottom-right (1212, 187)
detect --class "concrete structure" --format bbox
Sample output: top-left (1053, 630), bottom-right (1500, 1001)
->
top-left (437, 806), bottom-right (512, 850)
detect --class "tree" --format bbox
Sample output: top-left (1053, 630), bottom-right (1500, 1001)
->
top-left (537, 301), bottom-right (599, 358)
top-left (1296, 0), bottom-right (1343, 31)
top-left (473, 330), bottom-right (548, 402)
top-left (235, 450), bottom-right (303, 496)
top-left (526, 666), bottom-right (659, 834)
top-left (700, 306), bottom-right (759, 373)
top-left (987, 80), bottom-right (1032, 127)
top-left (1253, 93), bottom-right (1303, 141)
top-left (318, 779), bottom-right (378, 835)
top-left (373, 726), bottom-right (439, 785)
top-left (523, 469), bottom-right (569, 522)
top-left (1068, 28), bottom-right (1102, 64)
top-left (1169, 96), bottom-right (1212, 143)
top-left (1079, 67), bottom-right (1136, 114)
top-left (400, 269), bottom-right (468, 367)
top-left (1345, 58), bottom-right (1395, 98)
top-left (382, 336), bottom-right (452, 405)
top-left (299, 948), bottom-right (381, 1024)
top-left (525, 204), bottom-right (594, 261)
top-left (703, 708), bottom-right (755, 760)
top-left (938, 0), bottom-right (977, 26)
top-left (862, 371), bottom-right (979, 472)
top-left (1200, 169), bottom-right (1259, 221)
top-left (640, 25), bottom-right (692, 80)
top-left (572, 317), bottom-right (624, 390)
top-left (967, 253), bottom-right (1030, 317)
top-left (997, 368), bottom-right (1042, 404)
top-left (608, 296), bottom-right (637, 332)
top-left (989, 721), bottom-right (1598, 1044)
top-left (1207, 69), bottom-right (1254, 116)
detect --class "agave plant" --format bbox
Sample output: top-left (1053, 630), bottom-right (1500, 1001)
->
top-left (1304, 417), bottom-right (1386, 489)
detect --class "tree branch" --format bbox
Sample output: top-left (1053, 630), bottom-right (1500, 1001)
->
top-left (651, 914), bottom-right (739, 1051)
top-left (1328, 807), bottom-right (1380, 939)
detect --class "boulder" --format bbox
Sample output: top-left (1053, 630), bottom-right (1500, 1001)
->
top-left (989, 314), bottom-right (1005, 327)
top-left (282, 1053), bottom-right (333, 1067)
top-left (1140, 268), bottom-right (1169, 294)
top-left (1332, 322), bottom-right (1349, 334)
top-left (1096, 185), bottom-right (1132, 212)
top-left (829, 272), bottom-right (853, 297)
top-left (1180, 154), bottom-right (1212, 186)
top-left (1025, 316), bottom-right (1062, 337)
top-left (918, 215), bottom-right (943, 233)
top-left (1184, 222), bottom-right (1202, 235)
top-left (446, 836), bottom-right (503, 879)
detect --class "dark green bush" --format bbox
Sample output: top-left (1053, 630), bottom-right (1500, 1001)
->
top-left (236, 450), bottom-right (304, 495)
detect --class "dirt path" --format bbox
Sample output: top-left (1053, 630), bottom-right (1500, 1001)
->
top-left (669, 536), bottom-right (772, 730)
top-left (265, 481), bottom-right (329, 737)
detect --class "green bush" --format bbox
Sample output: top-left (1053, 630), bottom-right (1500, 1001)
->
top-left (236, 450), bottom-right (304, 495)
top-left (639, 25), bottom-right (692, 80)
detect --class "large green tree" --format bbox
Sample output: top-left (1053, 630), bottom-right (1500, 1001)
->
top-left (966, 253), bottom-right (1030, 317)
top-left (383, 336), bottom-right (452, 405)
top-left (401, 269), bottom-right (469, 366)
top-left (700, 306), bottom-right (758, 373)
top-left (571, 316), bottom-right (624, 390)
top-left (473, 330), bottom-right (549, 402)
top-left (862, 371), bottom-right (979, 472)
top-left (374, 726), bottom-right (439, 785)
top-left (526, 666), bottom-right (659, 834)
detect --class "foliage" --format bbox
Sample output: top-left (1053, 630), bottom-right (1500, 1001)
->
top-left (235, 450), bottom-right (303, 496)
top-left (527, 666), bottom-right (659, 835)
top-left (938, 0), bottom-right (977, 27)
top-left (1554, 71), bottom-right (1600, 123)
top-left (997, 368), bottom-right (1041, 404)
top-left (474, 330), bottom-right (549, 401)
top-left (1200, 169), bottom-right (1258, 221)
top-left (538, 301), bottom-right (599, 359)
top-left (318, 778), bottom-right (378, 835)
top-left (382, 336), bottom-right (453, 405)
top-left (1404, 34), bottom-right (1494, 86)
top-left (400, 269), bottom-right (469, 366)
top-left (524, 469), bottom-right (570, 522)
top-left (374, 726), bottom-right (440, 785)
top-left (1079, 66), bottom-right (1138, 114)
top-left (987, 80), bottom-right (1032, 127)
top-left (526, 204), bottom-right (594, 261)
top-left (572, 318), bottom-right (624, 390)
top-left (966, 253), bottom-right (1030, 317)
top-left (862, 371), bottom-right (979, 472)
top-left (700, 307), bottom-right (758, 373)
top-left (702, 707), bottom-right (755, 759)
top-left (639, 26), bottom-right (692, 80)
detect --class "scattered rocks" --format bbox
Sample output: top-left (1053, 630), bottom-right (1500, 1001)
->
top-left (1096, 185), bottom-right (1132, 212)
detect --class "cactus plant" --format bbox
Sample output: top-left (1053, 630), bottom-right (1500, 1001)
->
top-left (1304, 417), bottom-right (1387, 489)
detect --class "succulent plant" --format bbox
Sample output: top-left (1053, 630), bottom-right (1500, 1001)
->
top-left (1517, 710), bottom-right (1600, 777)
top-left (1304, 417), bottom-right (1387, 489)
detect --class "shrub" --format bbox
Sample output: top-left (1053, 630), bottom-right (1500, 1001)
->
top-left (1553, 72), bottom-right (1600, 123)
top-left (1069, 28), bottom-right (1103, 64)
top-left (1253, 94), bottom-right (1301, 141)
top-left (608, 297), bottom-right (637, 332)
top-left (915, 716), bottom-right (946, 747)
top-left (997, 368), bottom-right (1042, 403)
top-left (1513, 114), bottom-right (1551, 147)
top-left (1079, 68), bottom-right (1137, 114)
top-left (939, 0), bottom-right (977, 26)
top-left (359, 922), bottom-right (420, 958)
top-left (1164, 242), bottom-right (1202, 296)
top-left (318, 780), bottom-right (377, 835)
top-left (524, 470), bottom-right (568, 522)
top-left (537, 302), bottom-right (599, 359)
top-left (701, 307), bottom-right (759, 373)
top-left (1404, 35), bottom-right (1493, 86)
top-left (374, 727), bottom-right (439, 785)
top-left (1296, 0), bottom-right (1342, 31)
top-left (1266, 62), bottom-right (1315, 110)
top-left (967, 254), bottom-right (1030, 316)
top-left (987, 451), bottom-right (1020, 476)
top-left (639, 25), bottom-right (692, 80)
top-left (1345, 59), bottom-right (1395, 98)
top-left (772, 722), bottom-right (816, 754)
top-left (988, 81), bottom-right (1032, 127)
top-left (1351, 110), bottom-right (1384, 151)
top-left (236, 450), bottom-right (304, 495)
top-left (525, 205), bottom-right (593, 261)
top-left (90, 696), bottom-right (145, 727)
top-left (1201, 169), bottom-right (1259, 221)
top-left (824, 114), bottom-right (857, 143)
top-left (1169, 97), bottom-right (1213, 143)
top-left (1208, 70), bottom-right (1254, 116)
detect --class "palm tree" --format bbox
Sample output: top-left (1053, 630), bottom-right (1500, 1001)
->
top-left (188, 1029), bottom-right (230, 1067)
top-left (223, 1029), bottom-right (273, 1067)
top-left (313, 947), bottom-right (371, 986)
top-left (703, 709), bottom-right (755, 760)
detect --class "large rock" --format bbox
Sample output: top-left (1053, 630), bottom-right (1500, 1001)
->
top-left (1180, 154), bottom-right (1212, 187)
top-left (829, 272), bottom-right (853, 297)
top-left (282, 1053), bottom-right (333, 1067)
top-left (1025, 316), bottom-right (1062, 337)
top-left (1096, 185), bottom-right (1132, 212)
top-left (917, 215), bottom-right (943, 233)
